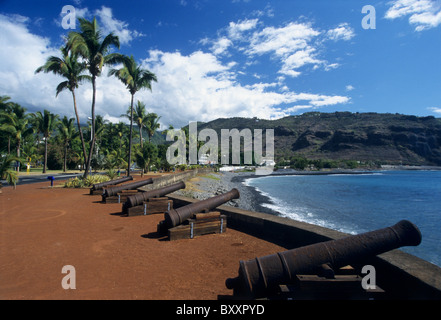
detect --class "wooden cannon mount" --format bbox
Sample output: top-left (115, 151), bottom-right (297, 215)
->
top-left (123, 196), bottom-right (174, 216)
top-left (122, 182), bottom-right (186, 217)
top-left (157, 188), bottom-right (239, 241)
top-left (167, 211), bottom-right (227, 241)
top-left (224, 220), bottom-right (422, 300)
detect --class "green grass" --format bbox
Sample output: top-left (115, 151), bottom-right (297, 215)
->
top-left (201, 173), bottom-right (221, 181)
top-left (18, 168), bottom-right (84, 176)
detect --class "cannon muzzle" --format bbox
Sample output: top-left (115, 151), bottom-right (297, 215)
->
top-left (103, 178), bottom-right (154, 198)
top-left (226, 220), bottom-right (422, 298)
top-left (124, 181), bottom-right (186, 209)
top-left (163, 188), bottom-right (239, 229)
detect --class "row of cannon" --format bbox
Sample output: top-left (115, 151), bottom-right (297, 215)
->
top-left (90, 175), bottom-right (423, 299)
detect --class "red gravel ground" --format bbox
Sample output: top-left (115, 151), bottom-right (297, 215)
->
top-left (0, 174), bottom-right (285, 300)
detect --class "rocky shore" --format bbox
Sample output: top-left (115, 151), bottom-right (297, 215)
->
top-left (172, 171), bottom-right (279, 216)
top-left (171, 168), bottom-right (383, 217)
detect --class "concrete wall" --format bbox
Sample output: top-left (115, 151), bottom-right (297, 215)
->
top-left (168, 194), bottom-right (441, 299)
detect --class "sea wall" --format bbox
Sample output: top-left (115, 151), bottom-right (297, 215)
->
top-left (138, 168), bottom-right (215, 192)
top-left (168, 194), bottom-right (441, 299)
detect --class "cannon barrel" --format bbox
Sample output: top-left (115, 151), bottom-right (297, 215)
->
top-left (104, 178), bottom-right (154, 198)
top-left (225, 220), bottom-right (422, 298)
top-left (92, 175), bottom-right (133, 191)
top-left (124, 181), bottom-right (186, 208)
top-left (163, 188), bottom-right (239, 229)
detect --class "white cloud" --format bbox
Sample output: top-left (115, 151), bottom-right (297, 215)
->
top-left (139, 50), bottom-right (350, 127)
top-left (284, 105), bottom-right (318, 113)
top-left (428, 107), bottom-right (441, 114)
top-left (95, 6), bottom-right (144, 45)
top-left (210, 37), bottom-right (233, 55)
top-left (246, 22), bottom-right (327, 77)
top-left (385, 0), bottom-right (441, 31)
top-left (228, 18), bottom-right (259, 40)
top-left (0, 14), bottom-right (62, 107)
top-left (346, 85), bottom-right (355, 91)
top-left (247, 22), bottom-right (319, 56)
top-left (327, 23), bottom-right (355, 41)
top-left (204, 18), bottom-right (353, 78)
top-left (280, 48), bottom-right (323, 77)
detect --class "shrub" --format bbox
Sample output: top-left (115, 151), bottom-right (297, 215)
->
top-left (64, 174), bottom-right (110, 188)
top-left (64, 177), bottom-right (84, 188)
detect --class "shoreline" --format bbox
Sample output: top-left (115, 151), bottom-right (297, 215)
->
top-left (173, 166), bottom-right (441, 223)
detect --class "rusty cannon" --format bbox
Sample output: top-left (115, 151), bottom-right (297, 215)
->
top-left (159, 188), bottom-right (240, 231)
top-left (91, 175), bottom-right (133, 192)
top-left (103, 178), bottom-right (154, 198)
top-left (225, 220), bottom-right (422, 299)
top-left (123, 181), bottom-right (186, 209)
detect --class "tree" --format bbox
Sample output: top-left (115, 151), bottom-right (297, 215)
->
top-left (32, 110), bottom-right (59, 173)
top-left (134, 142), bottom-right (158, 177)
top-left (67, 17), bottom-right (123, 178)
top-left (146, 112), bottom-right (161, 143)
top-left (57, 116), bottom-right (79, 172)
top-left (0, 96), bottom-right (13, 153)
top-left (35, 45), bottom-right (90, 172)
top-left (109, 55), bottom-right (157, 176)
top-left (0, 103), bottom-right (34, 171)
top-left (0, 154), bottom-right (25, 191)
top-left (121, 100), bottom-right (149, 148)
top-left (0, 95), bottom-right (12, 108)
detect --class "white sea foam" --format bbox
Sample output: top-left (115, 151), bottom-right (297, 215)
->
top-left (258, 191), bottom-right (358, 235)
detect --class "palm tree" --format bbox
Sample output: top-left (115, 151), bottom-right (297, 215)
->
top-left (121, 100), bottom-right (150, 148)
top-left (0, 95), bottom-right (12, 108)
top-left (134, 142), bottom-right (158, 177)
top-left (109, 55), bottom-right (157, 176)
top-left (57, 116), bottom-right (79, 172)
top-left (0, 154), bottom-right (25, 191)
top-left (67, 17), bottom-right (124, 178)
top-left (32, 110), bottom-right (59, 173)
top-left (35, 45), bottom-right (90, 171)
top-left (0, 104), bottom-right (34, 171)
top-left (1, 101), bottom-right (28, 155)
top-left (146, 112), bottom-right (161, 143)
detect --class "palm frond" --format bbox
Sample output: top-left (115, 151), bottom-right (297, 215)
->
top-left (56, 81), bottom-right (70, 96)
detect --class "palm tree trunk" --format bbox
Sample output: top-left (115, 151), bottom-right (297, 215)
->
top-left (63, 144), bottom-right (67, 172)
top-left (43, 137), bottom-right (48, 173)
top-left (139, 126), bottom-right (143, 149)
top-left (71, 89), bottom-right (87, 170)
top-left (83, 76), bottom-right (97, 179)
top-left (127, 93), bottom-right (134, 177)
top-left (16, 141), bottom-right (20, 172)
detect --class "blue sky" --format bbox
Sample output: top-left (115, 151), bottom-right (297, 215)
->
top-left (0, 0), bottom-right (440, 128)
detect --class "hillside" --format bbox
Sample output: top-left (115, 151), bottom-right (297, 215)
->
top-left (194, 112), bottom-right (441, 166)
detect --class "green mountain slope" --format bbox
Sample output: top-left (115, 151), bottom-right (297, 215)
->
top-left (195, 112), bottom-right (441, 166)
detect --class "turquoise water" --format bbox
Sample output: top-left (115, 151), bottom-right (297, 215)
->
top-left (244, 171), bottom-right (441, 267)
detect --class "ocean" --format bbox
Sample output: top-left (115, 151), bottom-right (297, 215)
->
top-left (243, 170), bottom-right (441, 267)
